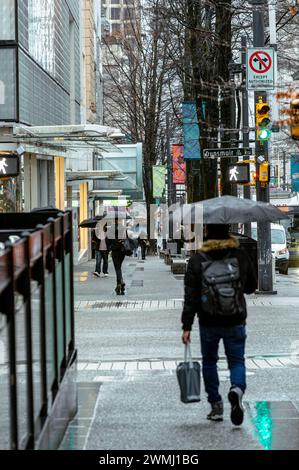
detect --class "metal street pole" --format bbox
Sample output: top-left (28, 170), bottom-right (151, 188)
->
top-left (241, 36), bottom-right (251, 237)
top-left (229, 62), bottom-right (238, 198)
top-left (252, 0), bottom-right (275, 293)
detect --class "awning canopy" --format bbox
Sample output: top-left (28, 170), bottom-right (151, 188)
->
top-left (13, 124), bottom-right (125, 153)
top-left (66, 170), bottom-right (122, 181)
top-left (90, 190), bottom-right (124, 198)
top-left (14, 124), bottom-right (124, 138)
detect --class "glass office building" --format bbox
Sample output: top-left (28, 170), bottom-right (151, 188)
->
top-left (0, 0), bottom-right (81, 213)
top-left (0, 0), bottom-right (81, 125)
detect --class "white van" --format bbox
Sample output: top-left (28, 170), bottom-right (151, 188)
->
top-left (251, 223), bottom-right (289, 275)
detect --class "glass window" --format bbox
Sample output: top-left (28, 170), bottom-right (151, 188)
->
top-left (0, 311), bottom-right (10, 449)
top-left (251, 227), bottom-right (286, 244)
top-left (251, 228), bottom-right (257, 240)
top-left (0, 48), bottom-right (17, 120)
top-left (271, 229), bottom-right (285, 244)
top-left (28, 0), bottom-right (55, 75)
top-left (0, 0), bottom-right (15, 41)
top-left (111, 8), bottom-right (121, 20)
top-left (123, 7), bottom-right (134, 20)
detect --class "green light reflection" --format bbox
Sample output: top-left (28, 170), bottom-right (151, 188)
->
top-left (252, 402), bottom-right (273, 450)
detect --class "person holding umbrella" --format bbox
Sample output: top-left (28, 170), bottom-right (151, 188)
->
top-left (179, 196), bottom-right (290, 425)
top-left (181, 223), bottom-right (257, 425)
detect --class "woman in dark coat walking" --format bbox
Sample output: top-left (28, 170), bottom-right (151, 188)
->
top-left (108, 222), bottom-right (133, 295)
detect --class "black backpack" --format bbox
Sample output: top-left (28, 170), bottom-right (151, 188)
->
top-left (200, 253), bottom-right (244, 316)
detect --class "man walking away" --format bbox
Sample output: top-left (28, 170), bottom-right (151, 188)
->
top-left (181, 224), bottom-right (257, 425)
top-left (93, 224), bottom-right (109, 277)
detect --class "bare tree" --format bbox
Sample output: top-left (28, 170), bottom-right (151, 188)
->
top-left (102, 0), bottom-right (180, 239)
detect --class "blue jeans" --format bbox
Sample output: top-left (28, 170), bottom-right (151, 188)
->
top-left (199, 324), bottom-right (247, 403)
top-left (95, 250), bottom-right (109, 274)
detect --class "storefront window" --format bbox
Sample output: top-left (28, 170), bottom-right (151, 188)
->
top-left (0, 0), bottom-right (15, 41)
top-left (0, 48), bottom-right (17, 120)
top-left (0, 178), bottom-right (18, 212)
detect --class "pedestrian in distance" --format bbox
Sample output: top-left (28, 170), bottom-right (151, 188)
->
top-left (181, 224), bottom-right (257, 425)
top-left (93, 224), bottom-right (109, 278)
top-left (138, 230), bottom-right (148, 260)
top-left (108, 223), bottom-right (135, 295)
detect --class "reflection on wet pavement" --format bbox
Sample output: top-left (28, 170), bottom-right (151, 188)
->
top-left (59, 383), bottom-right (101, 450)
top-left (248, 401), bottom-right (299, 450)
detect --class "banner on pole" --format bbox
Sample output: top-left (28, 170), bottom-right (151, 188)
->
top-left (172, 144), bottom-right (186, 184)
top-left (152, 166), bottom-right (166, 198)
top-left (182, 101), bottom-right (201, 160)
top-left (291, 154), bottom-right (299, 192)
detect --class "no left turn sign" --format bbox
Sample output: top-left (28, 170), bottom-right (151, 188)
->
top-left (247, 47), bottom-right (275, 90)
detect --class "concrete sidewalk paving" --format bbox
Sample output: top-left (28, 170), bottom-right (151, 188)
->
top-left (64, 256), bottom-right (299, 450)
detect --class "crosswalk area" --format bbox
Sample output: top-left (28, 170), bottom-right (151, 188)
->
top-left (75, 296), bottom-right (299, 311)
top-left (76, 355), bottom-right (299, 372)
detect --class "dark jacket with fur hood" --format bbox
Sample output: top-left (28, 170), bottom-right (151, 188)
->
top-left (181, 237), bottom-right (257, 330)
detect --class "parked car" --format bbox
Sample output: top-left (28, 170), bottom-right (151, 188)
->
top-left (251, 223), bottom-right (289, 275)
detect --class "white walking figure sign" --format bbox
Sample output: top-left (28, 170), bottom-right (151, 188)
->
top-left (229, 166), bottom-right (239, 181)
top-left (0, 158), bottom-right (8, 175)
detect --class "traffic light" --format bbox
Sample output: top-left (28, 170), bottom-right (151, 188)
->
top-left (256, 97), bottom-right (271, 141)
top-left (290, 98), bottom-right (299, 140)
top-left (257, 128), bottom-right (271, 141)
top-left (252, 170), bottom-right (257, 182)
top-left (259, 161), bottom-right (269, 183)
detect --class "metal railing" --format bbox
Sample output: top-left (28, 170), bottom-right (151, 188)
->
top-left (0, 209), bottom-right (76, 450)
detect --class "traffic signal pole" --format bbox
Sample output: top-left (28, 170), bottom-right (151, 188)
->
top-left (252, 0), bottom-right (276, 294)
top-left (241, 36), bottom-right (251, 237)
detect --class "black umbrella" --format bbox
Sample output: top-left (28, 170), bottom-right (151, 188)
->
top-left (79, 211), bottom-right (132, 228)
top-left (79, 216), bottom-right (103, 228)
top-left (173, 196), bottom-right (290, 224)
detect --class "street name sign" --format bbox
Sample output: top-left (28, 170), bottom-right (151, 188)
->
top-left (0, 154), bottom-right (19, 177)
top-left (247, 48), bottom-right (275, 90)
top-left (203, 147), bottom-right (253, 158)
top-left (228, 163), bottom-right (250, 184)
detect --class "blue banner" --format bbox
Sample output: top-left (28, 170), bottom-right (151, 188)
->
top-left (182, 101), bottom-right (201, 160)
top-left (291, 154), bottom-right (299, 192)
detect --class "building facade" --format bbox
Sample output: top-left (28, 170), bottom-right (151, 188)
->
top-left (0, 0), bottom-right (81, 215)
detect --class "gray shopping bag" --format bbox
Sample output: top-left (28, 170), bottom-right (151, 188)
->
top-left (176, 344), bottom-right (201, 403)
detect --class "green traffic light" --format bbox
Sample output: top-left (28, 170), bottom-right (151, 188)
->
top-left (258, 128), bottom-right (271, 141)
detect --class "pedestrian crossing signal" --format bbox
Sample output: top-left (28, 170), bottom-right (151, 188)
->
top-left (228, 163), bottom-right (250, 184)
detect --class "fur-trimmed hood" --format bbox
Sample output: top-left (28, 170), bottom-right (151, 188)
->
top-left (199, 236), bottom-right (240, 253)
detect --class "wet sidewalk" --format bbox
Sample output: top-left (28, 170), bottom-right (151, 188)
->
top-left (60, 255), bottom-right (299, 450)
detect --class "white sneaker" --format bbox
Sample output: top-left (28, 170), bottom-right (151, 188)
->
top-left (104, 273), bottom-right (108, 277)
top-left (93, 272), bottom-right (101, 277)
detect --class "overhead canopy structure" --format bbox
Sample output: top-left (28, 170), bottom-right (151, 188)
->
top-left (14, 124), bottom-right (124, 138)
top-left (13, 124), bottom-right (125, 153)
top-left (89, 190), bottom-right (124, 197)
top-left (66, 170), bottom-right (122, 181)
